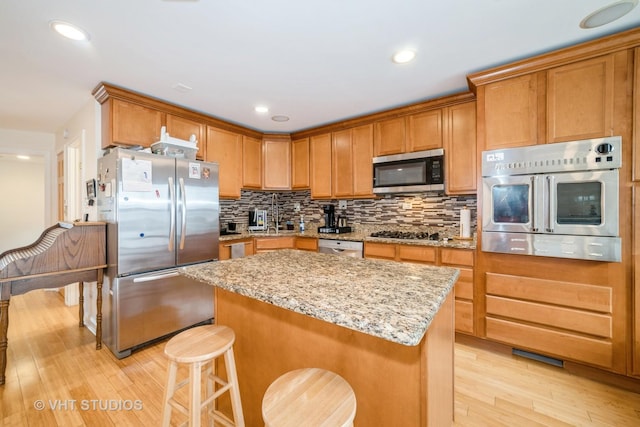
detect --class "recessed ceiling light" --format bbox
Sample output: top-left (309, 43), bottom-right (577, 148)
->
top-left (255, 106), bottom-right (269, 113)
top-left (392, 49), bottom-right (416, 64)
top-left (271, 115), bottom-right (290, 122)
top-left (49, 20), bottom-right (90, 41)
top-left (580, 0), bottom-right (638, 29)
top-left (16, 155), bottom-right (30, 160)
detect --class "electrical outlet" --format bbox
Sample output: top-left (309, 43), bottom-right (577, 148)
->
top-left (338, 200), bottom-right (347, 209)
top-left (294, 202), bottom-right (301, 212)
top-left (402, 202), bottom-right (412, 210)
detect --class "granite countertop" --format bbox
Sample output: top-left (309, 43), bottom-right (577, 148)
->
top-left (220, 229), bottom-right (476, 250)
top-left (180, 249), bottom-right (459, 346)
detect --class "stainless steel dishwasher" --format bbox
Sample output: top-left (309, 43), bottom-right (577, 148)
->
top-left (318, 239), bottom-right (363, 258)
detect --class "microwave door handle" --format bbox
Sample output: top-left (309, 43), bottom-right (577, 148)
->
top-left (546, 175), bottom-right (555, 233)
top-left (530, 176), bottom-right (538, 232)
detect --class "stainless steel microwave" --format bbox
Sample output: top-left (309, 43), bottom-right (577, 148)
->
top-left (373, 148), bottom-right (444, 194)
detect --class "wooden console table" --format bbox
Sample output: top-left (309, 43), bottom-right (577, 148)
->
top-left (0, 222), bottom-right (106, 385)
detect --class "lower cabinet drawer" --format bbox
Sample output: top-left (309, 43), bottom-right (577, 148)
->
top-left (486, 317), bottom-right (613, 369)
top-left (397, 245), bottom-right (437, 264)
top-left (486, 295), bottom-right (612, 338)
top-left (454, 269), bottom-right (473, 299)
top-left (295, 237), bottom-right (318, 251)
top-left (364, 242), bottom-right (396, 259)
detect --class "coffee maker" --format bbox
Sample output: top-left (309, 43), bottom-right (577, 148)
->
top-left (318, 204), bottom-right (352, 234)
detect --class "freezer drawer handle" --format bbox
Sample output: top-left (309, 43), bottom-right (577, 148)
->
top-left (179, 177), bottom-right (187, 250)
top-left (133, 271), bottom-right (180, 283)
top-left (168, 176), bottom-right (176, 251)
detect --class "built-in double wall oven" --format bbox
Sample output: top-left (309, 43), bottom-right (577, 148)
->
top-left (481, 136), bottom-right (621, 262)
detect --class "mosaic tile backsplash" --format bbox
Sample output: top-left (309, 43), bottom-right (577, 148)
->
top-left (220, 190), bottom-right (477, 239)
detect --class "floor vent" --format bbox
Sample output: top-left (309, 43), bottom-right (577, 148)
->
top-left (512, 348), bottom-right (564, 367)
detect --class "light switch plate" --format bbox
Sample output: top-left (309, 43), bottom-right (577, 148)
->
top-left (294, 202), bottom-right (301, 212)
top-left (402, 202), bottom-right (412, 210)
top-left (338, 200), bottom-right (347, 209)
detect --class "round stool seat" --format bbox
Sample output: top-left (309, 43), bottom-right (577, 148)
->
top-left (262, 368), bottom-right (356, 427)
top-left (164, 324), bottom-right (235, 363)
top-left (162, 324), bottom-right (244, 426)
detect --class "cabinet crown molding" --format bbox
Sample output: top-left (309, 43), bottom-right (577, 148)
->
top-left (468, 26), bottom-right (640, 91)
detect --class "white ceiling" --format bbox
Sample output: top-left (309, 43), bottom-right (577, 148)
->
top-left (1, 0), bottom-right (639, 135)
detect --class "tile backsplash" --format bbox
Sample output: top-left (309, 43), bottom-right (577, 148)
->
top-left (221, 190), bottom-right (477, 238)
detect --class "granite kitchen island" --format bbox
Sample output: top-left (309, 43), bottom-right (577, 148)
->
top-left (181, 249), bottom-right (459, 426)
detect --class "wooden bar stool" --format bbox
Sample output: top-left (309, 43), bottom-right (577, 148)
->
top-left (162, 325), bottom-right (244, 427)
top-left (262, 368), bottom-right (356, 427)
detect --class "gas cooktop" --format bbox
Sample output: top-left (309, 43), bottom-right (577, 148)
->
top-left (369, 230), bottom-right (439, 240)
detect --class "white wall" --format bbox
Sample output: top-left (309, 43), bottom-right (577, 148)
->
top-left (0, 128), bottom-right (55, 252)
top-left (55, 99), bottom-right (102, 222)
top-left (0, 156), bottom-right (46, 253)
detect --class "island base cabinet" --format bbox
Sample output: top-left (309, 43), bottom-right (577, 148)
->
top-left (213, 288), bottom-right (454, 426)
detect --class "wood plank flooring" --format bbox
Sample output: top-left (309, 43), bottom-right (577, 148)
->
top-left (1, 289), bottom-right (639, 426)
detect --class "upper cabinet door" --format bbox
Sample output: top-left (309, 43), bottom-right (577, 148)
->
top-left (332, 129), bottom-right (353, 197)
top-left (263, 137), bottom-right (291, 190)
top-left (110, 99), bottom-right (164, 148)
top-left (205, 126), bottom-right (242, 199)
top-left (242, 135), bottom-right (262, 189)
top-left (546, 54), bottom-right (615, 143)
top-left (444, 102), bottom-right (476, 195)
top-left (351, 124), bottom-right (374, 197)
top-left (165, 114), bottom-right (206, 159)
top-left (482, 74), bottom-right (539, 150)
top-left (310, 133), bottom-right (332, 199)
top-left (291, 138), bottom-right (310, 189)
top-left (406, 110), bottom-right (443, 152)
top-left (374, 117), bottom-right (406, 156)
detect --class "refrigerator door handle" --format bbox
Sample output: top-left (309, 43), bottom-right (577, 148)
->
top-left (132, 270), bottom-right (180, 283)
top-left (179, 177), bottom-right (187, 250)
top-left (168, 176), bottom-right (175, 251)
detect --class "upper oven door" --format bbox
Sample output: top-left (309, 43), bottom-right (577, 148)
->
top-left (545, 169), bottom-right (619, 237)
top-left (482, 174), bottom-right (541, 233)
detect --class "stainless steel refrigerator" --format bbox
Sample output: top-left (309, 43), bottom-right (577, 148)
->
top-left (94, 148), bottom-right (218, 358)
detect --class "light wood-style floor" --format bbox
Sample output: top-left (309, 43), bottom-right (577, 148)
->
top-left (1, 289), bottom-right (639, 426)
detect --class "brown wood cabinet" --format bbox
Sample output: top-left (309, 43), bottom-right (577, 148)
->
top-left (633, 183), bottom-right (640, 377)
top-left (310, 133), bottom-right (332, 199)
top-left (480, 74), bottom-right (540, 150)
top-left (263, 136), bottom-right (291, 190)
top-left (165, 114), bottom-right (206, 159)
top-left (485, 272), bottom-right (615, 369)
top-left (291, 138), bottom-right (310, 189)
top-left (332, 124), bottom-right (374, 198)
top-left (206, 126), bottom-right (242, 199)
top-left (332, 129), bottom-right (353, 197)
top-left (242, 136), bottom-right (262, 189)
top-left (546, 54), bottom-right (615, 143)
top-left (107, 99), bottom-right (164, 149)
top-left (444, 101), bottom-right (477, 194)
top-left (440, 248), bottom-right (474, 335)
top-left (254, 236), bottom-right (296, 253)
top-left (219, 238), bottom-right (255, 260)
top-left (406, 109), bottom-right (443, 151)
top-left (295, 236), bottom-right (318, 251)
top-left (374, 117), bottom-right (405, 156)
